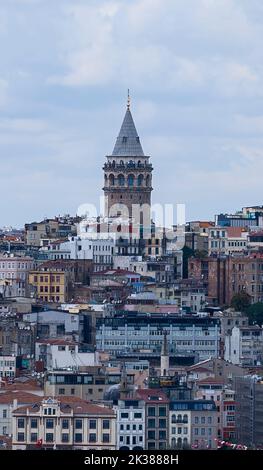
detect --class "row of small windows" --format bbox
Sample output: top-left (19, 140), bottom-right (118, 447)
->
top-left (18, 418), bottom-right (110, 429)
top-left (16, 432), bottom-right (110, 443)
top-left (107, 174), bottom-right (151, 187)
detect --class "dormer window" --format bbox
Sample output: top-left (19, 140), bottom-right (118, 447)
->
top-left (122, 136), bottom-right (127, 143)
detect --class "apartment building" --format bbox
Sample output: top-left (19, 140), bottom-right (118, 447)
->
top-left (188, 254), bottom-right (263, 306)
top-left (0, 255), bottom-right (35, 296)
top-left (136, 389), bottom-right (169, 450)
top-left (224, 325), bottom-right (263, 367)
top-left (12, 397), bottom-right (116, 450)
top-left (169, 400), bottom-right (217, 449)
top-left (28, 270), bottom-right (70, 303)
top-left (116, 398), bottom-right (145, 450)
top-left (44, 367), bottom-right (135, 402)
top-left (234, 375), bottom-right (263, 448)
top-left (96, 313), bottom-right (220, 361)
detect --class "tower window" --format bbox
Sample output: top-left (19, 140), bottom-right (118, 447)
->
top-left (122, 137), bottom-right (127, 143)
top-left (128, 174), bottom-right (135, 187)
top-left (118, 174), bottom-right (125, 186)
top-left (138, 174), bottom-right (143, 186)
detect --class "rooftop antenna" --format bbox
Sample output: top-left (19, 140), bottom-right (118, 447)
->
top-left (127, 89), bottom-right (131, 110)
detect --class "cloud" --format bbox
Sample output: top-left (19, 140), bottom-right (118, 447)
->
top-left (0, 0), bottom-right (263, 225)
top-left (0, 78), bottom-right (8, 106)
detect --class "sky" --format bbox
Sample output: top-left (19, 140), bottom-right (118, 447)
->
top-left (0, 0), bottom-right (263, 227)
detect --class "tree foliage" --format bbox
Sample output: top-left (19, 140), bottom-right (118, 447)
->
top-left (245, 302), bottom-right (263, 326)
top-left (230, 292), bottom-right (251, 312)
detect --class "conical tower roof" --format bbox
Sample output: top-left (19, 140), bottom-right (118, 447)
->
top-left (112, 105), bottom-right (144, 157)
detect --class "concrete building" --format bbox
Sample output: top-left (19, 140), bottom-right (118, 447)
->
top-left (29, 269), bottom-right (71, 303)
top-left (116, 397), bottom-right (145, 450)
top-left (234, 375), bottom-right (263, 448)
top-left (0, 355), bottom-right (16, 378)
top-left (0, 255), bottom-right (35, 297)
top-left (96, 313), bottom-right (220, 361)
top-left (35, 339), bottom-right (98, 370)
top-left (0, 391), bottom-right (41, 437)
top-left (169, 400), bottom-right (217, 449)
top-left (188, 254), bottom-right (263, 306)
top-left (137, 389), bottom-right (169, 450)
top-left (208, 227), bottom-right (248, 256)
top-left (41, 237), bottom-right (114, 273)
top-left (25, 216), bottom-right (78, 247)
top-left (224, 326), bottom-right (263, 367)
top-left (44, 367), bottom-right (135, 402)
top-left (12, 396), bottom-right (116, 450)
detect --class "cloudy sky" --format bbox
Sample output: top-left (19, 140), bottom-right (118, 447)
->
top-left (1, 0), bottom-right (263, 227)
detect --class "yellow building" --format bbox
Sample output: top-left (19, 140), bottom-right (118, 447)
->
top-left (29, 270), bottom-right (69, 303)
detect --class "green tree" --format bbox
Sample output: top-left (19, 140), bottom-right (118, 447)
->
top-left (230, 292), bottom-right (251, 312)
top-left (245, 302), bottom-right (263, 326)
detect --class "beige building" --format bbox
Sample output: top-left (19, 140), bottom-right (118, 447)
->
top-left (12, 397), bottom-right (116, 450)
top-left (29, 270), bottom-right (70, 303)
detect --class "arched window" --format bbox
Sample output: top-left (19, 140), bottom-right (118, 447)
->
top-left (104, 175), bottom-right (108, 186)
top-left (177, 437), bottom-right (182, 448)
top-left (120, 160), bottom-right (124, 166)
top-left (171, 438), bottom-right (176, 448)
top-left (171, 414), bottom-right (176, 424)
top-left (109, 174), bottom-right (115, 186)
top-left (118, 174), bottom-right (125, 186)
top-left (138, 160), bottom-right (141, 167)
top-left (137, 174), bottom-right (144, 186)
top-left (146, 174), bottom-right (150, 187)
top-left (183, 414), bottom-right (188, 423)
top-left (128, 174), bottom-right (134, 187)
top-left (112, 160), bottom-right (115, 167)
top-left (177, 414), bottom-right (182, 423)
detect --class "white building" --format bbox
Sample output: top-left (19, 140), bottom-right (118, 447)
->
top-left (12, 397), bottom-right (116, 450)
top-left (0, 255), bottom-right (35, 296)
top-left (40, 237), bottom-right (114, 272)
top-left (208, 227), bottom-right (248, 256)
top-left (180, 291), bottom-right (206, 313)
top-left (0, 355), bottom-right (16, 378)
top-left (35, 339), bottom-right (98, 370)
top-left (116, 398), bottom-right (145, 450)
top-left (224, 326), bottom-right (263, 366)
top-left (0, 391), bottom-right (41, 437)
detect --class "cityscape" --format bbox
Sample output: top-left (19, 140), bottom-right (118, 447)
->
top-left (1, 0), bottom-right (263, 460)
top-left (0, 98), bottom-right (263, 452)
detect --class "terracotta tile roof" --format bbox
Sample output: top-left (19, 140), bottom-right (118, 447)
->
top-left (13, 397), bottom-right (115, 416)
top-left (226, 227), bottom-right (247, 238)
top-left (136, 389), bottom-right (169, 403)
top-left (0, 391), bottom-right (40, 404)
top-left (35, 338), bottom-right (77, 346)
top-left (197, 377), bottom-right (224, 385)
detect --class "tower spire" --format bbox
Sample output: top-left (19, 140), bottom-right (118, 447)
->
top-left (127, 89), bottom-right (131, 109)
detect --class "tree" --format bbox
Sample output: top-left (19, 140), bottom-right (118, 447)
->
top-left (245, 302), bottom-right (263, 326)
top-left (230, 292), bottom-right (251, 312)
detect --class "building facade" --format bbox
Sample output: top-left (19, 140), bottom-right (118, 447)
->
top-left (12, 397), bottom-right (116, 450)
top-left (96, 313), bottom-right (220, 361)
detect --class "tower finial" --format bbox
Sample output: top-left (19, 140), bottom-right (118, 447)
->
top-left (127, 89), bottom-right (131, 109)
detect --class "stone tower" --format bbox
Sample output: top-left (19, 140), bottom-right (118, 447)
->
top-left (103, 96), bottom-right (153, 220)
